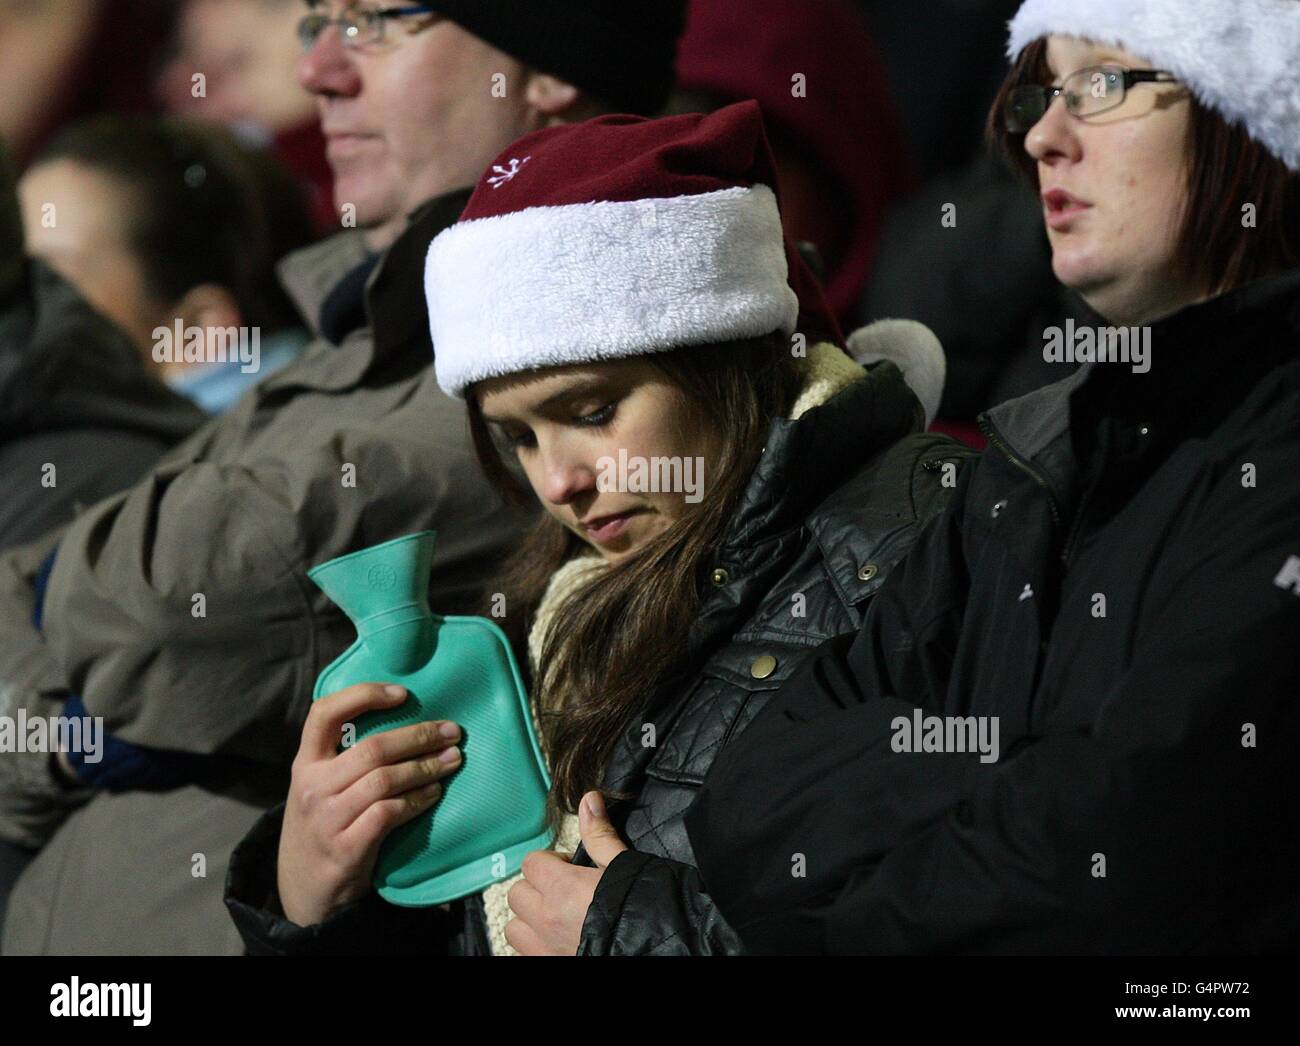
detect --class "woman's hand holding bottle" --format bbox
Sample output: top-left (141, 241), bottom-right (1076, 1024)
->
top-left (278, 683), bottom-right (461, 927)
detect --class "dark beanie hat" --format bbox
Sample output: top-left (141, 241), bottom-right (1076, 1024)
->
top-left (430, 0), bottom-right (686, 116)
top-left (0, 140), bottom-right (23, 304)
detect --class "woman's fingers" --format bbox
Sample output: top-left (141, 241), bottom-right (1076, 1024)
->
top-left (504, 917), bottom-right (547, 956)
top-left (297, 683), bottom-right (410, 763)
top-left (326, 717), bottom-right (461, 791)
top-left (506, 876), bottom-right (544, 924)
top-left (329, 745), bottom-right (462, 828)
top-left (340, 777), bottom-right (448, 856)
top-left (280, 686), bottom-right (462, 926)
top-left (289, 683), bottom-right (464, 863)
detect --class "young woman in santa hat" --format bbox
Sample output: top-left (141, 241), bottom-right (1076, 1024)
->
top-left (682, 0), bottom-right (1300, 953)
top-left (225, 100), bottom-right (970, 954)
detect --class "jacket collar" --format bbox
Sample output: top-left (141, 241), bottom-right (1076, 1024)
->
top-left (277, 230), bottom-right (370, 341)
top-left (681, 358), bottom-right (922, 665)
top-left (266, 188), bottom-right (472, 393)
top-left (1, 262), bottom-right (205, 442)
top-left (717, 356), bottom-right (923, 557)
top-left (367, 189), bottom-right (473, 371)
top-left (983, 266), bottom-right (1300, 463)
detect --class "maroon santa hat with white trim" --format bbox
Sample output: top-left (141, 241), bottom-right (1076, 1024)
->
top-left (425, 101), bottom-right (844, 399)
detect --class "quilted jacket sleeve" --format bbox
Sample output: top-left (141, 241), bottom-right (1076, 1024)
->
top-left (579, 850), bottom-right (747, 955)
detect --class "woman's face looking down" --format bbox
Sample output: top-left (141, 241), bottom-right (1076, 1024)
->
top-left (476, 357), bottom-right (719, 563)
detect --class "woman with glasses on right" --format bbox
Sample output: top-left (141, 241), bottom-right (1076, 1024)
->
top-left (683, 0), bottom-right (1300, 953)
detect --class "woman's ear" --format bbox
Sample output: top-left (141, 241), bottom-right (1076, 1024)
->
top-left (523, 73), bottom-right (584, 122)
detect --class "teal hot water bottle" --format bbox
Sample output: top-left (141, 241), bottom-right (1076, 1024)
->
top-left (309, 531), bottom-right (551, 906)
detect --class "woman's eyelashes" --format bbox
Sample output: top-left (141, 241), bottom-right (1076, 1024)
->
top-left (501, 402), bottom-right (616, 453)
top-left (574, 402), bottom-right (617, 428)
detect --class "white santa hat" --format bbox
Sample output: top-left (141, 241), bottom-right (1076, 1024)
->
top-left (1007, 0), bottom-right (1300, 172)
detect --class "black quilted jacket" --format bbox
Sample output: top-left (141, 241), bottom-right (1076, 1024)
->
top-left (224, 357), bottom-right (974, 954)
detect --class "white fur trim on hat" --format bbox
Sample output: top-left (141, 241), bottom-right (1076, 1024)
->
top-left (1007, 0), bottom-right (1300, 171)
top-left (426, 185), bottom-right (799, 399)
top-left (847, 320), bottom-right (947, 427)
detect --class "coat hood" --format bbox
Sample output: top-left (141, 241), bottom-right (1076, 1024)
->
top-left (0, 260), bottom-right (205, 444)
top-left (723, 349), bottom-right (923, 553)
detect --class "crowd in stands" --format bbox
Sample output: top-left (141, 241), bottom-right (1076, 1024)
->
top-left (0, 0), bottom-right (1295, 956)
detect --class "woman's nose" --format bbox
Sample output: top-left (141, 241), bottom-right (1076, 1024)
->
top-left (298, 25), bottom-right (361, 98)
top-left (1024, 93), bottom-right (1083, 167)
top-left (538, 446), bottom-right (598, 507)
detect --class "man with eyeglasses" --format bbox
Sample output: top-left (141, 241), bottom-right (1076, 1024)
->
top-left (292, 1), bottom-right (683, 250)
top-left (0, 0), bottom-right (686, 955)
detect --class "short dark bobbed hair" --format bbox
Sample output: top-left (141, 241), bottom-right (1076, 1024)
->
top-left (34, 116), bottom-right (315, 332)
top-left (987, 37), bottom-right (1300, 295)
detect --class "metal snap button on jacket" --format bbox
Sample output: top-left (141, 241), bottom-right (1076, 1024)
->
top-left (857, 563), bottom-right (878, 581)
top-left (750, 654), bottom-right (777, 679)
top-left (991, 499), bottom-right (1008, 518)
top-left (710, 567), bottom-right (730, 586)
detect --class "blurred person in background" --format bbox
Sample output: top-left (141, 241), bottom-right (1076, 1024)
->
top-left (0, 136), bottom-right (203, 931)
top-left (0, 137), bottom-right (204, 550)
top-left (858, 0), bottom-right (1023, 182)
top-left (856, 0), bottom-right (1066, 442)
top-left (0, 0), bottom-right (177, 167)
top-left (20, 117), bottom-right (316, 414)
top-left (156, 0), bottom-right (336, 230)
top-left (671, 0), bottom-right (911, 327)
top-left (0, 0), bottom-right (685, 956)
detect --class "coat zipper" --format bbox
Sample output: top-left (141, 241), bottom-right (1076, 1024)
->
top-left (1058, 487), bottom-right (1093, 568)
top-left (979, 415), bottom-right (1066, 709)
top-left (977, 416), bottom-right (1063, 528)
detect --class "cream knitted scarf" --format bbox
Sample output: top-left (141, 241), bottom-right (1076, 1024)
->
top-left (480, 342), bottom-right (864, 954)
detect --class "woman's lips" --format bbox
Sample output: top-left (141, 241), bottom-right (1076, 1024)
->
top-left (1042, 188), bottom-right (1092, 231)
top-left (581, 509), bottom-right (644, 545)
top-left (325, 133), bottom-right (376, 158)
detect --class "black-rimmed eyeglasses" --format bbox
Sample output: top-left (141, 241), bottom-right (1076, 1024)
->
top-left (1005, 65), bottom-right (1181, 133)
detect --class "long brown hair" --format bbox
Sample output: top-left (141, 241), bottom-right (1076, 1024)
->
top-left (468, 331), bottom-right (799, 826)
top-left (988, 38), bottom-right (1300, 296)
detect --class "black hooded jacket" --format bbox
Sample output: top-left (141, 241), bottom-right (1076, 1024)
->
top-left (684, 269), bottom-right (1300, 954)
top-left (0, 259), bottom-right (205, 551)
